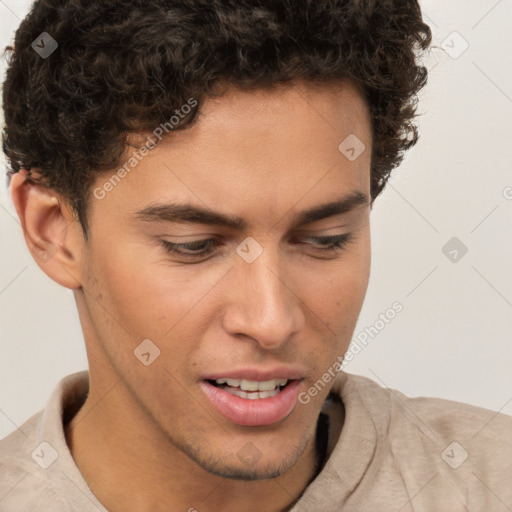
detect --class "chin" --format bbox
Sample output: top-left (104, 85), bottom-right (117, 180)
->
top-left (180, 428), bottom-right (313, 482)
top-left (203, 461), bottom-right (289, 481)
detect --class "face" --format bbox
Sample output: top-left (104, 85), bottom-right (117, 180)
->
top-left (77, 81), bottom-right (372, 479)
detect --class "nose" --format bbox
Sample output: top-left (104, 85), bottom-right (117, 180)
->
top-left (221, 247), bottom-right (305, 351)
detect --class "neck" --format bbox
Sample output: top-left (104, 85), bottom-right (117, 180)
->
top-left (65, 375), bottom-right (323, 512)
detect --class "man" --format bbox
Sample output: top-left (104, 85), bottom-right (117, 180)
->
top-left (1, 1), bottom-right (510, 511)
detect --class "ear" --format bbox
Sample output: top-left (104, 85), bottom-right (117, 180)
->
top-left (9, 170), bottom-right (83, 289)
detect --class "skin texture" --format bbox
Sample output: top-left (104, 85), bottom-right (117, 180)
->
top-left (10, 80), bottom-right (372, 512)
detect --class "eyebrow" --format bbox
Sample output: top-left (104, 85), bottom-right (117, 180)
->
top-left (132, 191), bottom-right (369, 231)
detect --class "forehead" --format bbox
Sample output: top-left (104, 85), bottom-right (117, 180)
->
top-left (196, 79), bottom-right (369, 127)
top-left (177, 81), bottom-right (372, 155)
top-left (91, 81), bottom-right (372, 229)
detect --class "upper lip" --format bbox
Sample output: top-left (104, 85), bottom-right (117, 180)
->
top-left (202, 366), bottom-right (307, 382)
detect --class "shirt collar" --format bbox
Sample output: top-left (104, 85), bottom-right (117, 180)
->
top-left (38, 369), bottom-right (377, 511)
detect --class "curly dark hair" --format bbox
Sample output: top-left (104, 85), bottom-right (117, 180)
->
top-left (2, 0), bottom-right (431, 237)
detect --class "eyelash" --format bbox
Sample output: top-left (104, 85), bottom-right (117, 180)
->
top-left (160, 234), bottom-right (353, 259)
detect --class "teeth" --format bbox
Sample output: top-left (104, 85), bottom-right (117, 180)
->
top-left (215, 378), bottom-right (288, 391)
top-left (241, 379), bottom-right (259, 391)
top-left (223, 387), bottom-right (281, 400)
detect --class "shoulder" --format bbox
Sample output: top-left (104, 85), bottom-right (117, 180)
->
top-left (336, 371), bottom-right (512, 485)
top-left (1, 409), bottom-right (43, 479)
top-left (335, 371), bottom-right (512, 464)
top-left (329, 372), bottom-right (512, 508)
top-left (339, 371), bottom-right (512, 437)
top-left (0, 371), bottom-right (91, 511)
top-left (0, 411), bottom-right (68, 510)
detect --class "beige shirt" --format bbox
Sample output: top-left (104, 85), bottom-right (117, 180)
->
top-left (1, 370), bottom-right (511, 511)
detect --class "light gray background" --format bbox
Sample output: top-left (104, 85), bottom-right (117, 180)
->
top-left (1, 0), bottom-right (511, 438)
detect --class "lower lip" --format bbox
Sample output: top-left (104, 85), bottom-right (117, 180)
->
top-left (200, 380), bottom-right (301, 427)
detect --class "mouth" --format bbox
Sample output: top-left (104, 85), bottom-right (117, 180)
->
top-left (207, 378), bottom-right (290, 399)
top-left (201, 376), bottom-right (302, 427)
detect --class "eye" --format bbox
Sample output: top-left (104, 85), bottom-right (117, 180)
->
top-left (297, 233), bottom-right (353, 252)
top-left (160, 233), bottom-right (353, 260)
top-left (160, 238), bottom-right (219, 258)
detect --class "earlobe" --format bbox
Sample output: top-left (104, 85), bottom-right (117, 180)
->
top-left (9, 171), bottom-right (83, 290)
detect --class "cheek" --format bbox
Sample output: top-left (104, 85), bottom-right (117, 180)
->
top-left (307, 236), bottom-right (370, 316)
top-left (301, 236), bottom-right (371, 357)
top-left (88, 240), bottom-right (226, 342)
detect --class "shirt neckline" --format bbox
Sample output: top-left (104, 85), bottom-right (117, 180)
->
top-left (38, 370), bottom-right (377, 511)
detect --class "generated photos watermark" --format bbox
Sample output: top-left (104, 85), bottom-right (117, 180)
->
top-left (299, 301), bottom-right (403, 404)
top-left (93, 98), bottom-right (198, 200)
